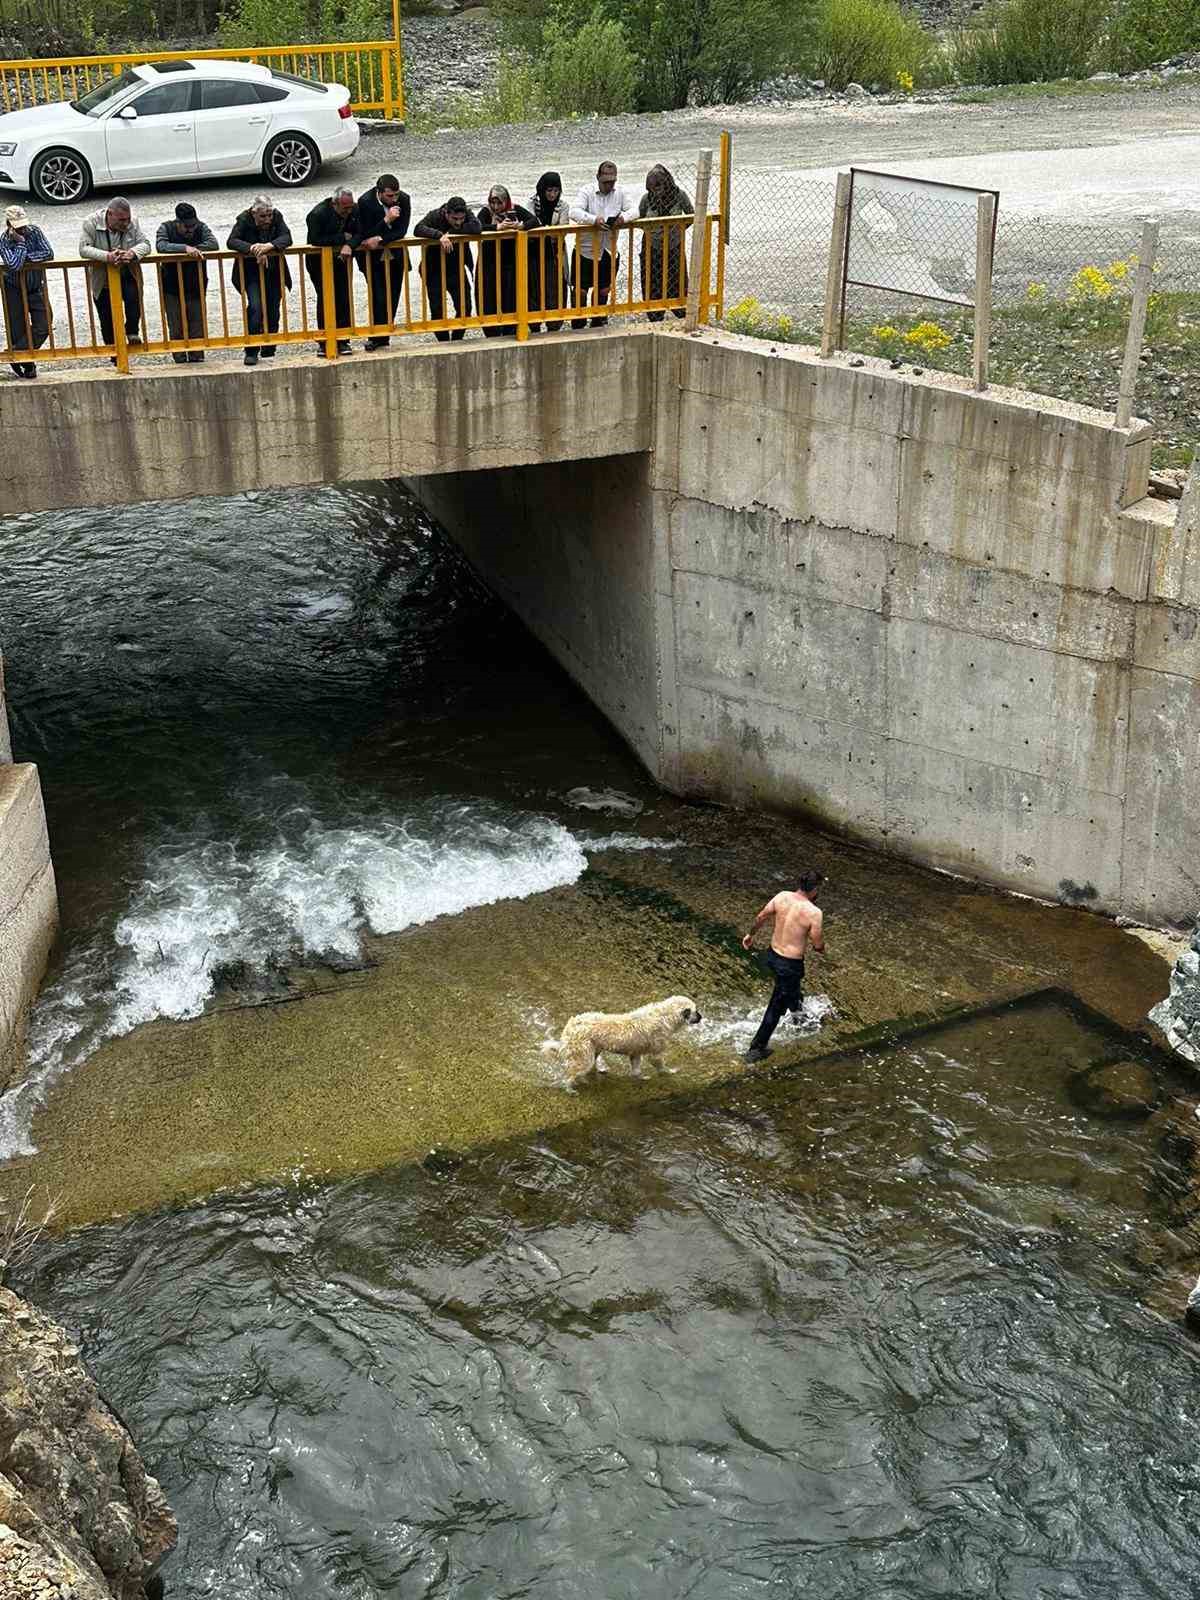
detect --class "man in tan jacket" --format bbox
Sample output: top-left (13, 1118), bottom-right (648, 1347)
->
top-left (79, 196), bottom-right (150, 357)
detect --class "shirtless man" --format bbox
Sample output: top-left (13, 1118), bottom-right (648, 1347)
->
top-left (740, 871), bottom-right (825, 1063)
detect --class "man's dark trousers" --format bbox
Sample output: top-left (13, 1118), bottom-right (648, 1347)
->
top-left (95, 266), bottom-right (141, 343)
top-left (306, 252), bottom-right (354, 340)
top-left (571, 249), bottom-right (615, 328)
top-left (749, 951), bottom-right (805, 1054)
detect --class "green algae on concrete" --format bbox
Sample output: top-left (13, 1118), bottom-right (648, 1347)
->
top-left (0, 805), bottom-right (1176, 1228)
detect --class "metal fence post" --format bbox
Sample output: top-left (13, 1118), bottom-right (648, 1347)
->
top-left (1116, 220), bottom-right (1160, 430)
top-left (683, 148), bottom-right (713, 333)
top-left (320, 248), bottom-right (339, 359)
top-left (106, 260), bottom-right (129, 373)
top-left (820, 173), bottom-right (852, 358)
top-left (973, 192), bottom-right (996, 392)
top-left (515, 227), bottom-right (530, 342)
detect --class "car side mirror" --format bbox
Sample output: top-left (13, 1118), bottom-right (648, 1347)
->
top-left (116, 105), bottom-right (138, 120)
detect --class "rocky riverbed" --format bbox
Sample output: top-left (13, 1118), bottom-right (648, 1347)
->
top-left (0, 1286), bottom-right (176, 1600)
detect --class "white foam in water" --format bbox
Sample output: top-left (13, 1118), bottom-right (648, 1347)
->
top-left (694, 993), bottom-right (838, 1052)
top-left (562, 786), bottom-right (644, 817)
top-left (0, 806), bottom-right (591, 1160)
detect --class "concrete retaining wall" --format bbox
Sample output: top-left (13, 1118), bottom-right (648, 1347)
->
top-left (0, 757), bottom-right (57, 1091)
top-left (411, 331), bottom-right (1200, 928)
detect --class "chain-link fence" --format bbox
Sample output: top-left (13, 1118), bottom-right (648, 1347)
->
top-left (722, 166), bottom-right (1200, 464)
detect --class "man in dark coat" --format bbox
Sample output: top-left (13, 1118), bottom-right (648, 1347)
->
top-left (155, 202), bottom-right (218, 363)
top-left (306, 185), bottom-right (359, 356)
top-left (414, 197), bottom-right (481, 342)
top-left (355, 173), bottom-right (410, 350)
top-left (227, 196), bottom-right (292, 366)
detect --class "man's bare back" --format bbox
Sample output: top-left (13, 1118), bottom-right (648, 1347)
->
top-left (741, 889), bottom-right (825, 959)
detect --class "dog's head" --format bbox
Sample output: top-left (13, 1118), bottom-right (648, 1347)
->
top-left (667, 995), bottom-right (702, 1028)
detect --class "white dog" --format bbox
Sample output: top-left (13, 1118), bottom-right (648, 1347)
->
top-left (545, 995), bottom-right (702, 1086)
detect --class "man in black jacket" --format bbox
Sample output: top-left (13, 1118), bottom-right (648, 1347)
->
top-left (227, 196), bottom-right (292, 366)
top-left (306, 185), bottom-right (359, 356)
top-left (355, 173), bottom-right (410, 350)
top-left (156, 202), bottom-right (218, 363)
top-left (414, 197), bottom-right (481, 342)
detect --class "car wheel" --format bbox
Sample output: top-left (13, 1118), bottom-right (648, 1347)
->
top-left (30, 147), bottom-right (92, 205)
top-left (263, 133), bottom-right (319, 188)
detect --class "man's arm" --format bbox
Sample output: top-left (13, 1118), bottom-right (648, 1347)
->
top-left (809, 907), bottom-right (825, 953)
top-left (0, 232), bottom-right (27, 272)
top-left (195, 221), bottom-right (219, 253)
top-left (79, 217), bottom-right (108, 261)
top-left (128, 222), bottom-right (151, 259)
top-left (568, 188), bottom-right (594, 226)
top-left (741, 897), bottom-right (777, 951)
top-left (26, 226), bottom-right (52, 263)
top-left (155, 221), bottom-right (185, 254)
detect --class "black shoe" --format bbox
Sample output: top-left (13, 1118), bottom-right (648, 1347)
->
top-left (743, 1045), bottom-right (773, 1064)
top-left (8, 362), bottom-right (21, 377)
top-left (188, 352), bottom-right (205, 363)
top-left (110, 357), bottom-right (118, 366)
top-left (365, 337), bottom-right (389, 350)
top-left (22, 363), bottom-right (35, 378)
top-left (243, 350), bottom-right (258, 366)
top-left (337, 340), bottom-right (352, 355)
top-left (172, 353), bottom-right (188, 365)
top-left (259, 347), bottom-right (275, 359)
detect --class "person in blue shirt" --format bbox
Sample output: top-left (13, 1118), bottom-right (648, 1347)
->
top-left (0, 204), bottom-right (53, 379)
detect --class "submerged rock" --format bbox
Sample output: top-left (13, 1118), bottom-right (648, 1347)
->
top-left (0, 1286), bottom-right (176, 1598)
top-left (1074, 1059), bottom-right (1160, 1119)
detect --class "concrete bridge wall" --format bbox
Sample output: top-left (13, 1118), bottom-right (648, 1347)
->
top-left (0, 659), bottom-right (57, 1091)
top-left (412, 331), bottom-right (1198, 929)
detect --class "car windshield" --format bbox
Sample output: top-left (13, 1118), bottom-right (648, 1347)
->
top-left (71, 68), bottom-right (141, 116)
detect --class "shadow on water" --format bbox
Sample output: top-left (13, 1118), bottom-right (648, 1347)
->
top-left (17, 991), bottom-right (1200, 1599)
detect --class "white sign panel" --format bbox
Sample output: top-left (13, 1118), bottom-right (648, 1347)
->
top-left (845, 169), bottom-right (998, 309)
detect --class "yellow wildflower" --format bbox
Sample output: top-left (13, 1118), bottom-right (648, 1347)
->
top-left (903, 320), bottom-right (952, 351)
top-left (1026, 281), bottom-right (1047, 302)
top-left (896, 69), bottom-right (914, 93)
top-left (1067, 265), bottom-right (1113, 304)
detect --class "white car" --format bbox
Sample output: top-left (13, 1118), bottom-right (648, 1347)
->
top-left (0, 58), bottom-right (360, 205)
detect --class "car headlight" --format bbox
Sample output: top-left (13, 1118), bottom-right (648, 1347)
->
top-left (0, 143), bottom-right (17, 157)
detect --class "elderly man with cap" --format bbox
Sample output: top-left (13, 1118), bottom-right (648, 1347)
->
top-left (414, 196), bottom-right (481, 342)
top-left (0, 203), bottom-right (53, 378)
top-left (155, 202), bottom-right (218, 364)
top-left (79, 195), bottom-right (150, 362)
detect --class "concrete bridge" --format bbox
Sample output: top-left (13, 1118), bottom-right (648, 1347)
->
top-left (2, 325), bottom-right (1197, 1064)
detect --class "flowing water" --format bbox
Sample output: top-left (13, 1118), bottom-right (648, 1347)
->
top-left (4, 483), bottom-right (1200, 1596)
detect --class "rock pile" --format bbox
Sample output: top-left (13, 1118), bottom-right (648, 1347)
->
top-left (0, 1287), bottom-right (176, 1600)
top-left (1150, 930), bottom-right (1200, 1063)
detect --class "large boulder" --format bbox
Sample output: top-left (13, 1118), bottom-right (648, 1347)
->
top-left (1150, 937), bottom-right (1200, 1063)
top-left (1073, 1059), bottom-right (1161, 1119)
top-left (0, 1287), bottom-right (176, 1599)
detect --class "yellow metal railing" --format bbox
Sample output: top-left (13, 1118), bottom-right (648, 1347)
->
top-left (0, 214), bottom-right (723, 372)
top-left (0, 39), bottom-right (406, 120)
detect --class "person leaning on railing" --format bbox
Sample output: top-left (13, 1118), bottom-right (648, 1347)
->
top-left (305, 185), bottom-right (359, 358)
top-left (79, 197), bottom-right (150, 363)
top-left (0, 204), bottom-right (52, 379)
top-left (476, 185), bottom-right (535, 340)
top-left (527, 171), bottom-right (568, 335)
top-left (568, 160), bottom-right (638, 330)
top-left (155, 202), bottom-right (218, 365)
top-left (227, 196), bottom-right (292, 368)
top-left (638, 165), bottom-right (691, 322)
top-left (355, 173), bottom-right (410, 351)
top-left (414, 197), bottom-right (482, 343)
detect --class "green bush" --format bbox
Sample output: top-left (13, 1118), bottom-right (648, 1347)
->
top-left (1105, 0), bottom-right (1200, 71)
top-left (219, 0), bottom-right (387, 46)
top-left (541, 5), bottom-right (637, 113)
top-left (627, 0), bottom-right (813, 109)
top-left (808, 0), bottom-right (933, 91)
top-left (497, 0), bottom-right (812, 110)
top-left (949, 0), bottom-right (1108, 85)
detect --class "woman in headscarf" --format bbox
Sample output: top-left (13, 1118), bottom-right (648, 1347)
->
top-left (638, 164), bottom-right (692, 322)
top-left (527, 170), bottom-right (569, 333)
top-left (476, 183), bottom-right (535, 338)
